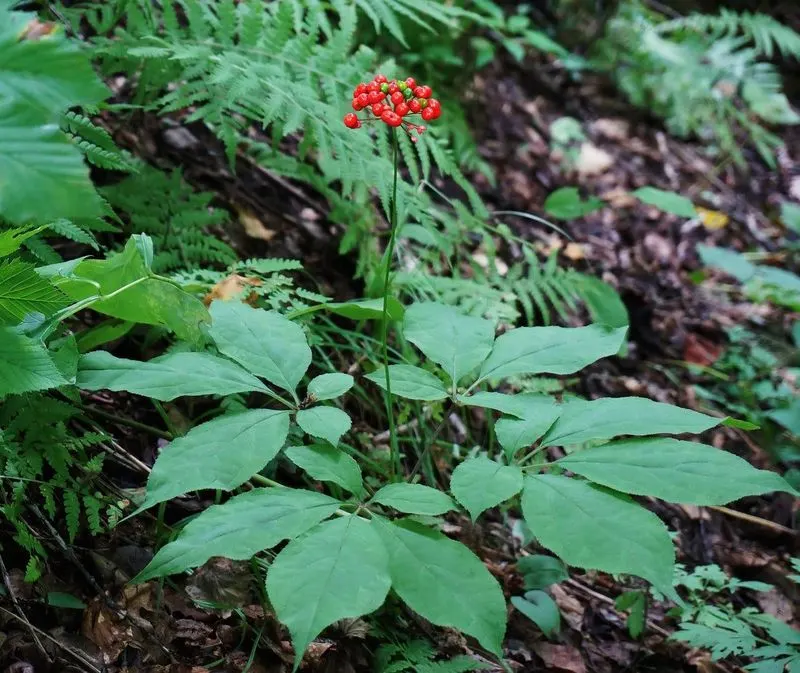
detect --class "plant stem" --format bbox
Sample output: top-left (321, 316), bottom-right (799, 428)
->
top-left (381, 129), bottom-right (401, 481)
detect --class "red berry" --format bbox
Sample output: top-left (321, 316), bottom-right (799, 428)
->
top-left (375, 74), bottom-right (388, 84)
top-left (372, 102), bottom-right (385, 115)
top-left (405, 77), bottom-right (416, 88)
top-left (367, 81), bottom-right (381, 93)
top-left (381, 110), bottom-right (402, 127)
top-left (409, 99), bottom-right (421, 113)
top-left (353, 83), bottom-right (367, 97)
top-left (357, 93), bottom-right (369, 108)
top-left (352, 98), bottom-right (364, 111)
top-left (421, 107), bottom-right (435, 121)
top-left (390, 91), bottom-right (404, 106)
top-left (417, 85), bottom-right (432, 99)
top-left (343, 113), bottom-right (360, 129)
top-left (388, 82), bottom-right (399, 94)
top-left (427, 98), bottom-right (441, 113)
top-left (367, 90), bottom-right (385, 104)
top-left (395, 102), bottom-right (410, 116)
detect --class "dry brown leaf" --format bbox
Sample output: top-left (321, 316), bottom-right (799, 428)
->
top-left (203, 274), bottom-right (262, 306)
top-left (549, 584), bottom-right (584, 630)
top-left (534, 643), bottom-right (587, 673)
top-left (239, 209), bottom-right (276, 241)
top-left (601, 188), bottom-right (637, 208)
top-left (19, 19), bottom-right (57, 41)
top-left (563, 242), bottom-right (585, 261)
top-left (576, 143), bottom-right (613, 177)
top-left (592, 118), bottom-right (629, 141)
top-left (683, 333), bottom-right (723, 367)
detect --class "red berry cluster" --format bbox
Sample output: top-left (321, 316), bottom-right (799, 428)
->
top-left (343, 74), bottom-right (441, 142)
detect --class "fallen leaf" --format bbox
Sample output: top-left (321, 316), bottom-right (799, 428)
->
top-left (756, 588), bottom-right (794, 622)
top-left (239, 209), bottom-right (276, 241)
top-left (591, 118), bottom-right (629, 141)
top-left (576, 143), bottom-right (613, 177)
top-left (563, 242), bottom-right (585, 261)
top-left (534, 643), bottom-right (587, 673)
top-left (697, 207), bottom-right (729, 230)
top-left (683, 333), bottom-right (723, 367)
top-left (203, 274), bottom-right (262, 306)
top-left (601, 188), bottom-right (637, 208)
top-left (549, 584), bottom-right (585, 630)
top-left (19, 19), bottom-right (57, 41)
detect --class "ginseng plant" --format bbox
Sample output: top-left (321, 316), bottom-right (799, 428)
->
top-left (343, 74), bottom-right (441, 479)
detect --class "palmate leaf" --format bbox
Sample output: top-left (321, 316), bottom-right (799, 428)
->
top-left (267, 516), bottom-right (391, 670)
top-left (140, 409), bottom-right (291, 510)
top-left (0, 259), bottom-right (68, 325)
top-left (135, 487), bottom-right (340, 581)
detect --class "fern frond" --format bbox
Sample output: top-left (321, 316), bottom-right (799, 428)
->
top-left (62, 110), bottom-right (136, 172)
top-left (48, 218), bottom-right (100, 250)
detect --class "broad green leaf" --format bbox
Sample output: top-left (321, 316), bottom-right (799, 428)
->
top-left (284, 445), bottom-right (363, 495)
top-left (478, 324), bottom-right (627, 382)
top-left (697, 245), bottom-right (756, 283)
top-left (450, 457), bottom-right (523, 520)
top-left (0, 12), bottom-right (107, 115)
top-left (327, 297), bottom-right (405, 322)
top-left (615, 591), bottom-right (646, 638)
top-left (574, 275), bottom-right (630, 329)
top-left (542, 397), bottom-right (721, 447)
top-left (307, 373), bottom-right (353, 401)
top-left (0, 259), bottom-right (68, 324)
top-left (557, 438), bottom-right (798, 503)
top-left (372, 516), bottom-right (506, 656)
top-left (46, 592), bottom-right (86, 609)
top-left (296, 406), bottom-right (351, 447)
top-left (633, 187), bottom-right (696, 218)
top-left (511, 591), bottom-right (560, 637)
top-left (769, 400), bottom-right (800, 435)
top-left (522, 475), bottom-right (675, 593)
top-left (267, 516), bottom-right (391, 668)
top-left (75, 319), bottom-right (134, 353)
top-left (495, 399), bottom-right (561, 459)
top-left (403, 302), bottom-right (495, 384)
top-left (0, 101), bottom-right (103, 224)
top-left (372, 483), bottom-right (456, 515)
top-left (459, 391), bottom-right (557, 419)
top-left (50, 333), bottom-right (79, 383)
top-left (0, 327), bottom-right (66, 396)
top-left (544, 187), bottom-right (604, 220)
top-left (517, 555), bottom-right (568, 590)
top-left (135, 487), bottom-right (340, 582)
top-left (141, 409), bottom-right (290, 510)
top-left (58, 236), bottom-right (209, 342)
top-left (365, 365), bottom-right (448, 401)
top-left (209, 301), bottom-right (310, 394)
top-left (77, 351), bottom-right (269, 401)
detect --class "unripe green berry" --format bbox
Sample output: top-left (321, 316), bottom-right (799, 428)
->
top-left (397, 81), bottom-right (408, 91)
top-left (418, 98), bottom-right (428, 109)
top-left (380, 83), bottom-right (389, 94)
top-left (403, 88), bottom-right (413, 99)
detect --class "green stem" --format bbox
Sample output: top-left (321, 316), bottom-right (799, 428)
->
top-left (381, 129), bottom-right (401, 481)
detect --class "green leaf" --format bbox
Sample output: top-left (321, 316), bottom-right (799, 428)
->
top-left (0, 259), bottom-right (68, 325)
top-left (372, 517), bottom-right (506, 656)
top-left (371, 483), bottom-right (456, 515)
top-left (521, 475), bottom-right (675, 593)
top-left (544, 187), bottom-right (604, 220)
top-left (77, 351), bottom-right (269, 401)
top-left (0, 224), bottom-right (48, 257)
top-left (365, 364), bottom-right (448, 401)
top-left (781, 201), bottom-right (800, 234)
top-left (517, 555), bottom-right (568, 590)
top-left (479, 324), bottom-right (627, 382)
top-left (267, 516), bottom-right (391, 668)
top-left (59, 235), bottom-right (209, 342)
top-left (768, 400), bottom-right (800, 435)
top-left (75, 319), bottom-right (134, 353)
top-left (296, 406), bottom-right (351, 447)
top-left (140, 409), bottom-right (290, 510)
top-left (0, 327), bottom-right (66, 396)
top-left (0, 101), bottom-right (103, 224)
top-left (495, 398), bottom-right (561, 459)
top-left (403, 302), bottom-right (495, 384)
top-left (633, 187), bottom-right (696, 218)
top-left (615, 590), bottom-right (646, 638)
top-left (327, 297), bottom-right (405, 321)
top-left (541, 397), bottom-right (720, 447)
top-left (134, 487), bottom-right (340, 582)
top-left (46, 592), bottom-right (86, 609)
top-left (450, 457), bottom-right (523, 520)
top-left (557, 438), bottom-right (798, 503)
top-left (459, 391), bottom-right (554, 419)
top-left (307, 373), bottom-right (353, 401)
top-left (574, 275), bottom-right (630, 329)
top-left (697, 245), bottom-right (756, 283)
top-left (511, 591), bottom-right (560, 637)
top-left (208, 301), bottom-right (310, 394)
top-left (284, 445), bottom-right (363, 495)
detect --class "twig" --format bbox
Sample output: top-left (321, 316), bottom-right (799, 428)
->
top-left (0, 605), bottom-right (100, 673)
top-left (0, 553), bottom-right (51, 663)
top-left (708, 505), bottom-right (797, 536)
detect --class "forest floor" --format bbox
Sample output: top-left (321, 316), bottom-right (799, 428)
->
top-left (2, 52), bottom-right (798, 673)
